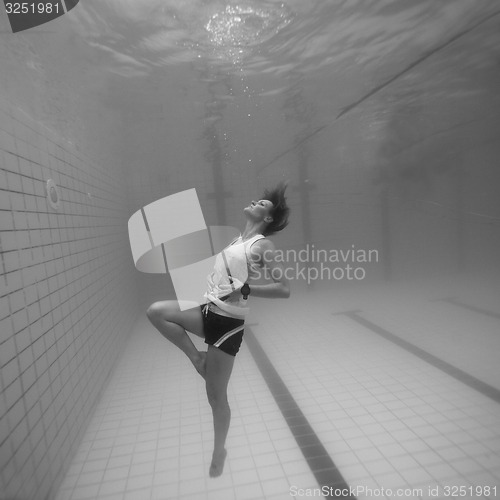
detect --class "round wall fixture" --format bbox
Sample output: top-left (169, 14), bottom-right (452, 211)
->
top-left (46, 179), bottom-right (61, 210)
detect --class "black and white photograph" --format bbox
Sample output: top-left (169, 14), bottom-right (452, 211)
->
top-left (0, 1), bottom-right (499, 499)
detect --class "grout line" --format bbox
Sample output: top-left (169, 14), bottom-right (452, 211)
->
top-left (244, 327), bottom-right (357, 499)
top-left (337, 310), bottom-right (500, 404)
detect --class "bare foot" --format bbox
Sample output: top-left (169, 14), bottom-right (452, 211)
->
top-left (209, 448), bottom-right (227, 478)
top-left (193, 351), bottom-right (207, 379)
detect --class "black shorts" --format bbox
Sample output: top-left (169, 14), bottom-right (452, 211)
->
top-left (200, 304), bottom-right (245, 357)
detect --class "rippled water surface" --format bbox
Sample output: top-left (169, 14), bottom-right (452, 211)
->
top-left (2, 0), bottom-right (500, 200)
top-left (68, 0), bottom-right (499, 79)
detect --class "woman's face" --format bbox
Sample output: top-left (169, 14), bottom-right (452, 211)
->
top-left (244, 199), bottom-right (274, 221)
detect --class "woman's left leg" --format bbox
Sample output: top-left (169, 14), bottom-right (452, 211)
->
top-left (205, 345), bottom-right (235, 477)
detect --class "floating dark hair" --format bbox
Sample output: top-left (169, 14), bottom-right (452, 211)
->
top-left (261, 181), bottom-right (290, 236)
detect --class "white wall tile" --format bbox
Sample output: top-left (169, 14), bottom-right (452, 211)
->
top-left (0, 87), bottom-right (140, 500)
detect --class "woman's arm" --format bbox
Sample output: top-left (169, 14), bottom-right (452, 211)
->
top-left (249, 239), bottom-right (290, 298)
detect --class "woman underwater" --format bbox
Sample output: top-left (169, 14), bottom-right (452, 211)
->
top-left (146, 182), bottom-right (290, 477)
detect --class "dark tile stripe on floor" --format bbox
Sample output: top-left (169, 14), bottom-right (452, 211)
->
top-left (244, 327), bottom-right (357, 499)
top-left (434, 297), bottom-right (500, 320)
top-left (337, 311), bottom-right (500, 404)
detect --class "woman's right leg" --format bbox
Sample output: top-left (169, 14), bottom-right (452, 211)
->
top-left (205, 345), bottom-right (235, 477)
top-left (146, 301), bottom-right (207, 377)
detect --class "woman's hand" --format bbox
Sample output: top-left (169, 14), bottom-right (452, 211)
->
top-left (218, 278), bottom-right (244, 301)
